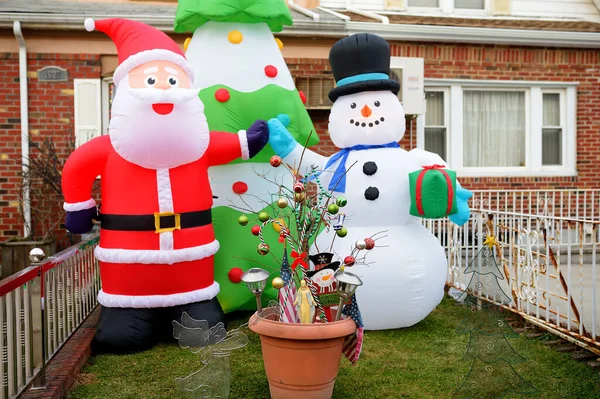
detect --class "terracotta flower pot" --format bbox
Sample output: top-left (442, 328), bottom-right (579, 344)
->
top-left (249, 311), bottom-right (356, 399)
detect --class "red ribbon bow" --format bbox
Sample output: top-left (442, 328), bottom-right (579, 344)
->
top-left (422, 164), bottom-right (446, 170)
top-left (290, 251), bottom-right (308, 271)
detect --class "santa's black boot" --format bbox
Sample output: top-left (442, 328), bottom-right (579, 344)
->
top-left (170, 297), bottom-right (226, 332)
top-left (93, 306), bottom-right (160, 354)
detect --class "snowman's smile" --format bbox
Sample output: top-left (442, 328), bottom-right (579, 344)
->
top-left (349, 116), bottom-right (385, 128)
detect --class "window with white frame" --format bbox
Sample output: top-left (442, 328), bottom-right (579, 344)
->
top-left (422, 80), bottom-right (577, 177)
top-left (407, 0), bottom-right (439, 7)
top-left (455, 0), bottom-right (485, 9)
top-left (74, 79), bottom-right (102, 147)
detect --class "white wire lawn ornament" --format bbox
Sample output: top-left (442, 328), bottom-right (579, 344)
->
top-left (173, 312), bottom-right (249, 399)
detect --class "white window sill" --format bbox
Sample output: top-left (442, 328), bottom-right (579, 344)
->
top-left (456, 168), bottom-right (577, 178)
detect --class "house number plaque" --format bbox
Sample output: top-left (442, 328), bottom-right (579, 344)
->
top-left (37, 66), bottom-right (68, 82)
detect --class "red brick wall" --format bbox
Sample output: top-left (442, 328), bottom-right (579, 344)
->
top-left (0, 53), bottom-right (101, 249)
top-left (288, 43), bottom-right (600, 192)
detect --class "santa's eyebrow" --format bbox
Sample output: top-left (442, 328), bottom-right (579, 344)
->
top-left (164, 67), bottom-right (178, 75)
top-left (144, 66), bottom-right (158, 74)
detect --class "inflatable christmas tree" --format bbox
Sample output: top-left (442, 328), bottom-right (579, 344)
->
top-left (175, 0), bottom-right (318, 313)
top-left (454, 235), bottom-right (538, 399)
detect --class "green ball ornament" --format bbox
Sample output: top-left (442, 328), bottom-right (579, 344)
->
top-left (336, 197), bottom-right (348, 207)
top-left (336, 227), bottom-right (348, 238)
top-left (327, 203), bottom-right (339, 215)
top-left (258, 211), bottom-right (270, 223)
top-left (237, 214), bottom-right (249, 226)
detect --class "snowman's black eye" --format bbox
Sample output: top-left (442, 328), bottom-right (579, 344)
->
top-left (374, 101), bottom-right (381, 107)
top-left (350, 103), bottom-right (357, 109)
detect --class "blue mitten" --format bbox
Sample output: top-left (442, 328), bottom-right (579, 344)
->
top-left (268, 114), bottom-right (297, 159)
top-left (449, 184), bottom-right (472, 226)
top-left (65, 206), bottom-right (97, 234)
top-left (246, 120), bottom-right (269, 158)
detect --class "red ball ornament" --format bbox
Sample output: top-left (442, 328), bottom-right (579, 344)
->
top-left (270, 155), bottom-right (282, 167)
top-left (293, 182), bottom-right (304, 193)
top-left (264, 65), bottom-right (278, 78)
top-left (364, 238), bottom-right (375, 250)
top-left (228, 267), bottom-right (244, 283)
top-left (299, 91), bottom-right (307, 104)
top-left (344, 256), bottom-right (355, 266)
top-left (232, 181), bottom-right (248, 194)
top-left (251, 225), bottom-right (260, 236)
top-left (215, 88), bottom-right (230, 103)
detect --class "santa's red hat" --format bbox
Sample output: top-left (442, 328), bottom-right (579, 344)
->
top-left (84, 18), bottom-right (194, 85)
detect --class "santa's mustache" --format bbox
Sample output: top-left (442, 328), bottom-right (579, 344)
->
top-left (127, 87), bottom-right (201, 104)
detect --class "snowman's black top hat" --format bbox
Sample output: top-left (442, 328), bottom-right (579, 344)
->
top-left (328, 33), bottom-right (400, 102)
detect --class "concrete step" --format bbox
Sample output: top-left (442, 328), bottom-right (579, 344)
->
top-left (525, 332), bottom-right (545, 338)
top-left (541, 340), bottom-right (564, 346)
top-left (571, 352), bottom-right (598, 361)
top-left (555, 345), bottom-right (579, 353)
top-left (586, 361), bottom-right (600, 369)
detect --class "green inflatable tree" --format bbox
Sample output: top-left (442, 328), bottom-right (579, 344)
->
top-left (454, 235), bottom-right (538, 399)
top-left (175, 0), bottom-right (318, 313)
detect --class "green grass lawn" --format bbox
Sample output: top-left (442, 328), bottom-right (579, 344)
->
top-left (67, 297), bottom-right (600, 399)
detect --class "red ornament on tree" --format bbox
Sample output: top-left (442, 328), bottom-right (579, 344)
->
top-left (270, 155), bottom-right (282, 167)
top-left (293, 182), bottom-right (304, 193)
top-left (264, 65), bottom-right (278, 78)
top-left (364, 238), bottom-right (375, 250)
top-left (228, 267), bottom-right (244, 283)
top-left (232, 181), bottom-right (248, 194)
top-left (299, 91), bottom-right (307, 104)
top-left (251, 225), bottom-right (260, 236)
top-left (215, 88), bottom-right (230, 103)
top-left (344, 256), bottom-right (355, 266)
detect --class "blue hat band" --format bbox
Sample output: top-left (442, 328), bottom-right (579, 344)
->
top-left (336, 72), bottom-right (390, 87)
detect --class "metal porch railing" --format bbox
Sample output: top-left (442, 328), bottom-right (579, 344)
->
top-left (0, 236), bottom-right (99, 399)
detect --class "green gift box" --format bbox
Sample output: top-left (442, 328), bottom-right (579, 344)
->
top-left (409, 164), bottom-right (458, 219)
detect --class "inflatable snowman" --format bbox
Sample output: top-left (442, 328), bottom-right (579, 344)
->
top-left (269, 33), bottom-right (472, 330)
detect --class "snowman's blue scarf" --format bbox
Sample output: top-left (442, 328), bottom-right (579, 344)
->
top-left (306, 142), bottom-right (400, 193)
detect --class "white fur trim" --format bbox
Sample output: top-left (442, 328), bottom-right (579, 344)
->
top-left (94, 240), bottom-right (220, 265)
top-left (63, 198), bottom-right (96, 212)
top-left (97, 282), bottom-right (220, 308)
top-left (84, 18), bottom-right (95, 32)
top-left (156, 168), bottom-right (174, 251)
top-left (238, 130), bottom-right (249, 160)
top-left (113, 49), bottom-right (195, 85)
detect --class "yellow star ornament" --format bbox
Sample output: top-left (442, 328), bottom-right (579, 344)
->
top-left (483, 235), bottom-right (499, 249)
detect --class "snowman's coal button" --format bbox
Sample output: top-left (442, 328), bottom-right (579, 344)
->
top-left (364, 187), bottom-right (379, 201)
top-left (363, 161), bottom-right (377, 176)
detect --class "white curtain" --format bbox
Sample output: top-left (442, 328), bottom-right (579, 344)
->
top-left (542, 93), bottom-right (562, 165)
top-left (463, 91), bottom-right (526, 167)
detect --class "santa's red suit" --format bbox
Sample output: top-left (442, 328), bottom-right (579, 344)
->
top-left (62, 18), bottom-right (265, 318)
top-left (62, 131), bottom-right (249, 308)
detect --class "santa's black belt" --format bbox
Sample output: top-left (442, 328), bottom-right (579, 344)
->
top-left (99, 210), bottom-right (212, 233)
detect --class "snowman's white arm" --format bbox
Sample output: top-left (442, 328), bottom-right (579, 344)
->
top-left (408, 148), bottom-right (465, 189)
top-left (282, 143), bottom-right (328, 177)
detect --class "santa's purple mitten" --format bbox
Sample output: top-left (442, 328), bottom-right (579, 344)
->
top-left (65, 207), bottom-right (97, 234)
top-left (246, 120), bottom-right (269, 158)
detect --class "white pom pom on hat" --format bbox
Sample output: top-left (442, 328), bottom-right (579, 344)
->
top-left (84, 18), bottom-right (95, 32)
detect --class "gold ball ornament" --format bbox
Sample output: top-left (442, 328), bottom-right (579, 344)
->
top-left (294, 192), bottom-right (306, 202)
top-left (277, 197), bottom-right (288, 208)
top-left (227, 30), bottom-right (243, 44)
top-left (272, 277), bottom-right (285, 289)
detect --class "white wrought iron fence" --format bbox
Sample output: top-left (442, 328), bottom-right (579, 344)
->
top-left (0, 236), bottom-right (99, 399)
top-left (439, 209), bottom-right (599, 356)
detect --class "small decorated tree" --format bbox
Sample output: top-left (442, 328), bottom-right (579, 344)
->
top-left (454, 235), bottom-right (538, 399)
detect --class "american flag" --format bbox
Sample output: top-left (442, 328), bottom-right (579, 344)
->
top-left (342, 294), bottom-right (364, 365)
top-left (279, 248), bottom-right (299, 324)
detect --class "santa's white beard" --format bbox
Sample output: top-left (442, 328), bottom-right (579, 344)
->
top-left (109, 79), bottom-right (210, 170)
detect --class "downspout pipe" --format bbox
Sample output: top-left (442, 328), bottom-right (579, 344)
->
top-left (13, 21), bottom-right (31, 238)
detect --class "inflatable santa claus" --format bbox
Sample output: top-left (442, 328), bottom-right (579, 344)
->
top-left (61, 18), bottom-right (270, 352)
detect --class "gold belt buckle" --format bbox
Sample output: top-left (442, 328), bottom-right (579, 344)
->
top-left (154, 212), bottom-right (181, 233)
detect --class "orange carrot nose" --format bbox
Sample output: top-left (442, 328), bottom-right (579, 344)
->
top-left (361, 105), bottom-right (372, 117)
top-left (322, 274), bottom-right (331, 281)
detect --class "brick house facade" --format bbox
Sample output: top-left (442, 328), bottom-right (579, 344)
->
top-left (1, 0), bottom-right (600, 255)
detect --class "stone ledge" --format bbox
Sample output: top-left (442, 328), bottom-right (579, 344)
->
top-left (20, 306), bottom-right (100, 399)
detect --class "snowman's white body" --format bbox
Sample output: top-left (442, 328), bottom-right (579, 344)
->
top-left (282, 90), bottom-right (449, 330)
